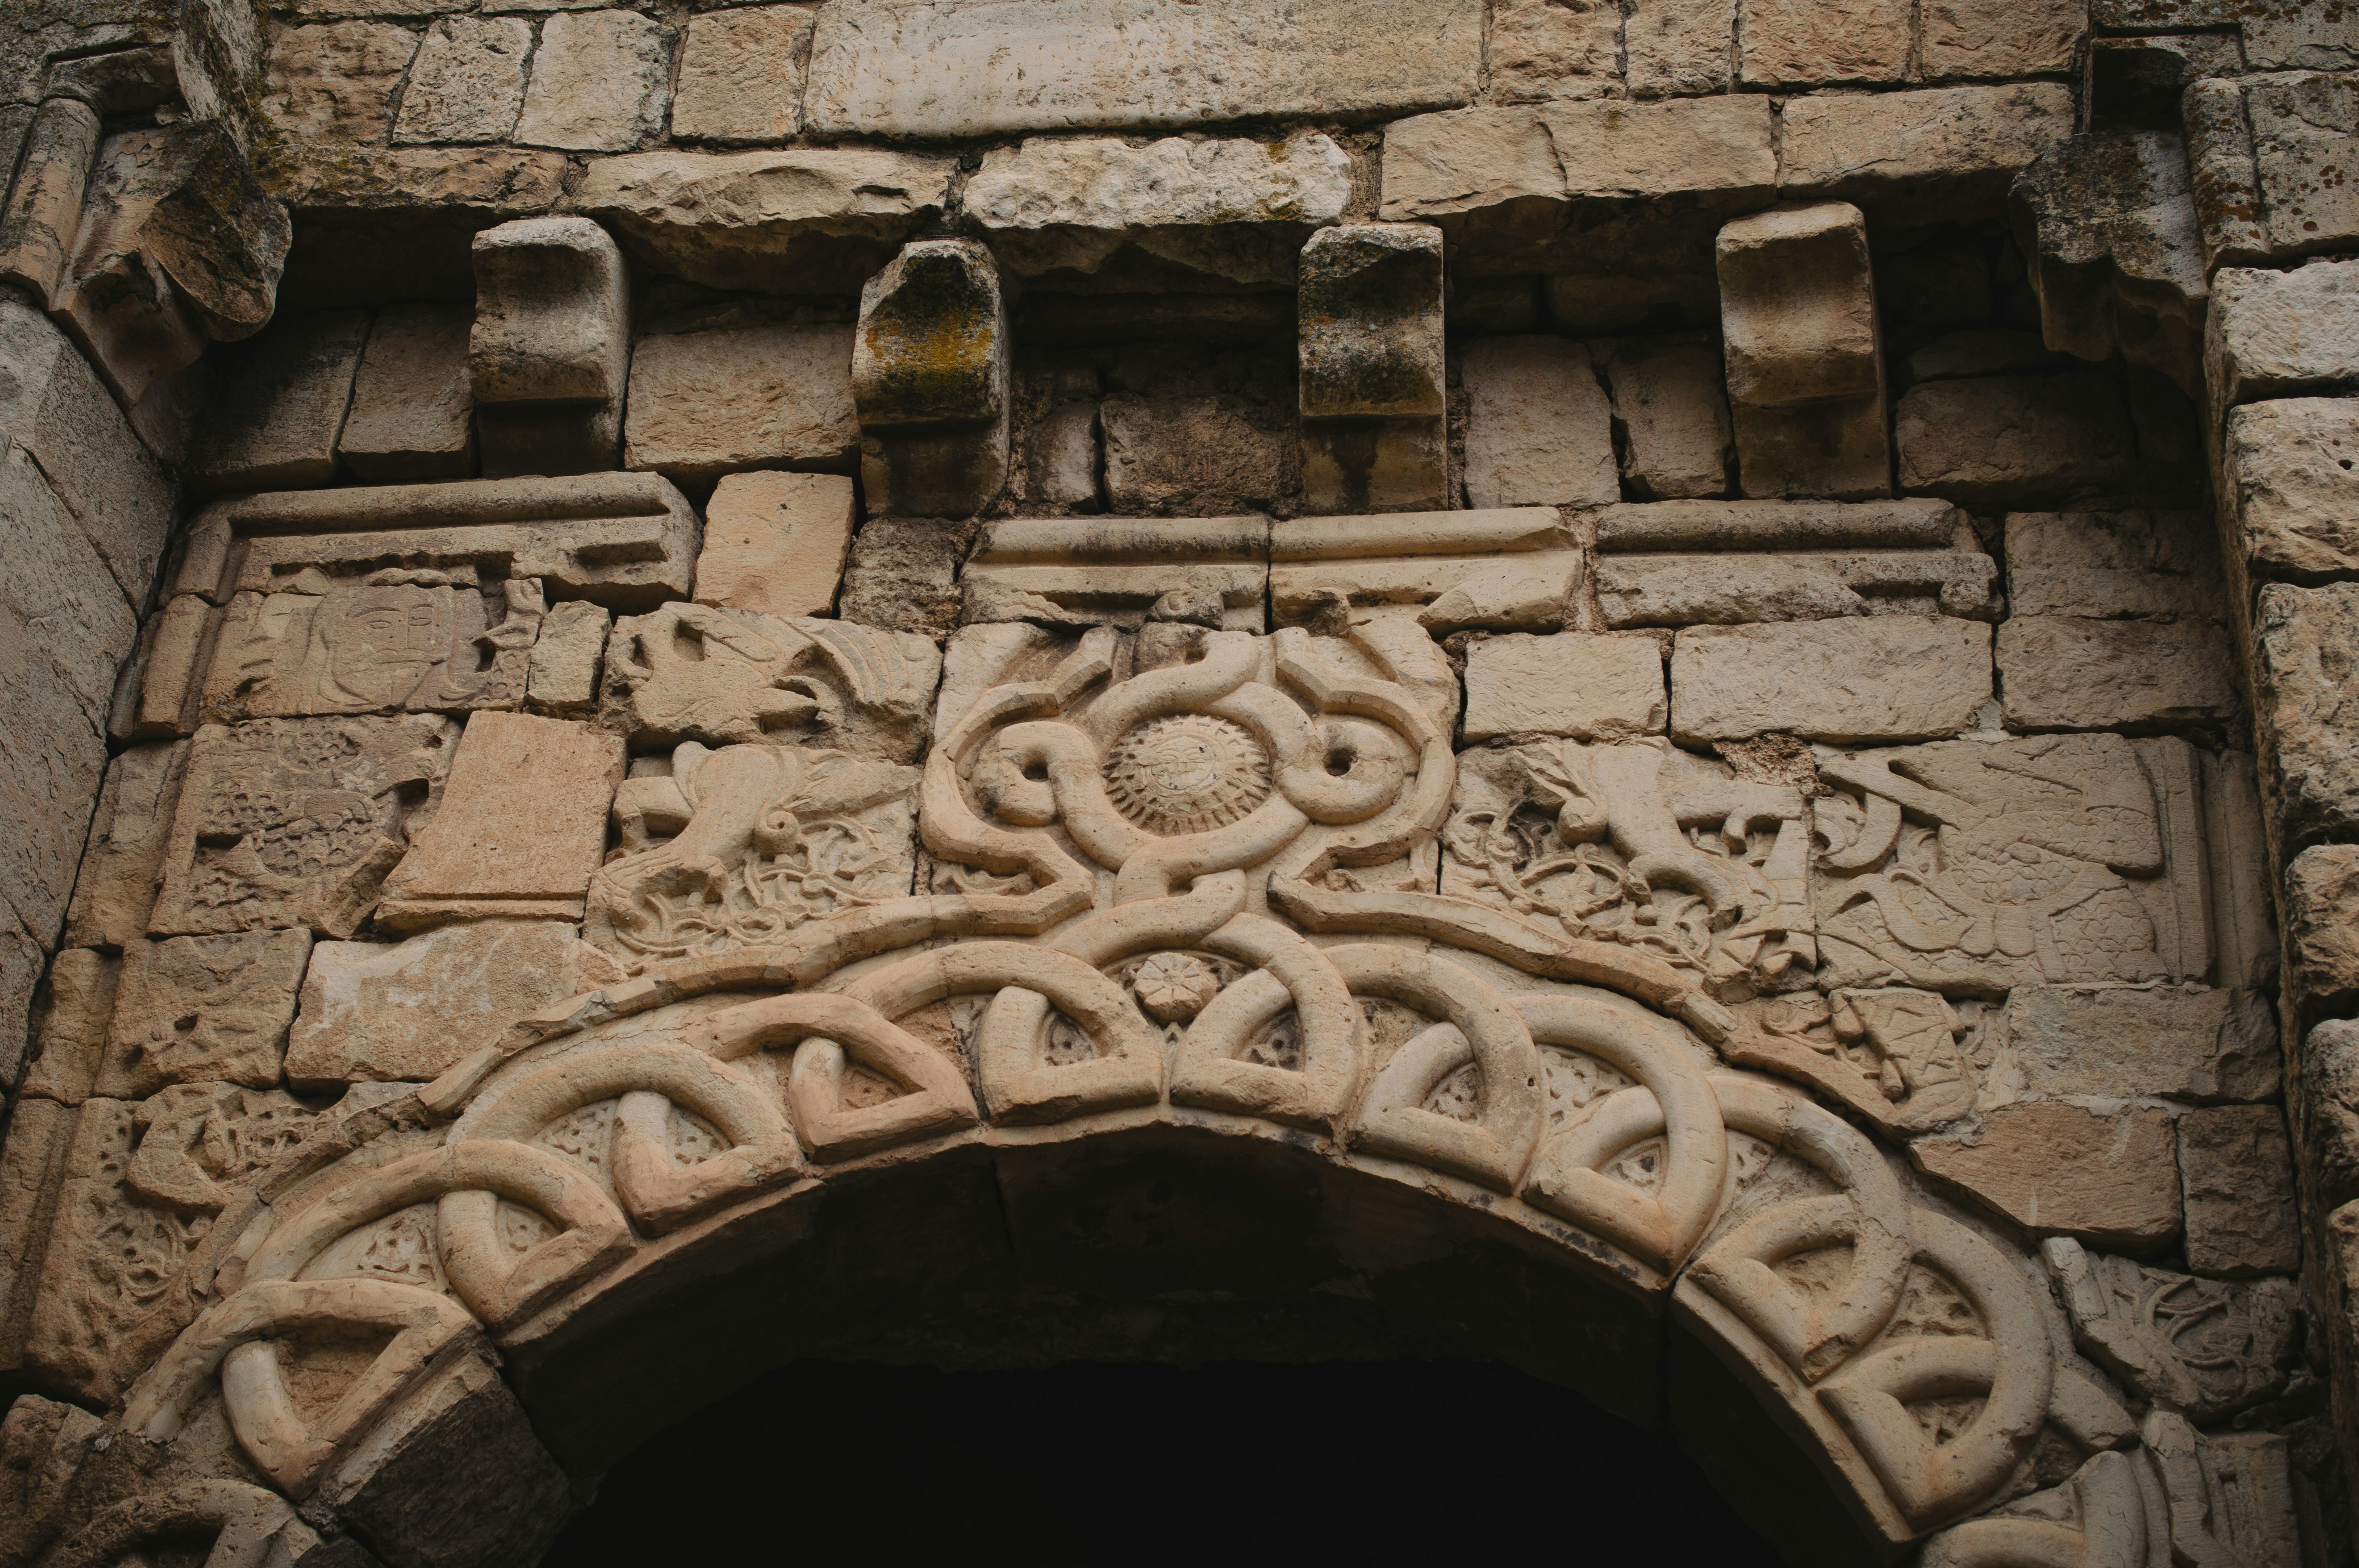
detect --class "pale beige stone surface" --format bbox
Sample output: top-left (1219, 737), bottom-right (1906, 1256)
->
top-left (2004, 511), bottom-right (2223, 619)
top-left (378, 711), bottom-right (624, 926)
top-left (516, 11), bottom-right (670, 154)
top-left (1299, 225), bottom-right (1443, 421)
top-left (1738, 0), bottom-right (1909, 87)
top-left (694, 472), bottom-right (855, 620)
top-left (526, 601), bottom-right (610, 713)
top-left (1626, 0), bottom-right (1733, 97)
top-left (286, 920), bottom-right (621, 1086)
top-left (392, 17), bottom-right (532, 146)
top-left (2283, 844), bottom-right (2359, 1020)
top-left (96, 928), bottom-right (311, 1097)
top-left (2004, 986), bottom-right (2279, 1103)
top-left (1912, 1102), bottom-right (2182, 1250)
top-left (623, 326), bottom-right (858, 480)
top-left (1459, 336), bottom-right (1617, 509)
top-left (1778, 84), bottom-right (2076, 203)
top-left (1487, 0), bottom-right (1620, 102)
top-left (1718, 203), bottom-right (1879, 408)
top-left (806, 0), bottom-right (1482, 137)
top-left (672, 6), bottom-right (813, 145)
top-left (1997, 617), bottom-right (2238, 730)
top-left (339, 304), bottom-right (475, 484)
top-left (2253, 582), bottom-right (2359, 849)
top-left (1920, 0), bottom-right (2083, 79)
top-left (261, 22), bottom-right (416, 143)
top-left (2179, 1105), bottom-right (2301, 1278)
top-left (188, 311), bottom-right (370, 493)
top-left (472, 216), bottom-right (628, 477)
top-left (1597, 338), bottom-right (1731, 500)
top-left (2207, 261), bottom-right (2359, 409)
top-left (1895, 370), bottom-right (2138, 504)
top-left (1462, 633), bottom-right (1665, 742)
top-left (19, 949), bottom-right (115, 1105)
top-left (1596, 496), bottom-right (1962, 551)
top-left (1102, 395), bottom-right (1297, 516)
top-left (1378, 96), bottom-right (1775, 220)
top-left (268, 147), bottom-right (566, 216)
top-left (2223, 398), bottom-right (2359, 584)
top-left (1670, 616), bottom-right (1993, 743)
top-left (2247, 71), bottom-right (2359, 261)
top-left (0, 99), bottom-right (100, 302)
top-left (62, 742), bottom-right (188, 952)
top-left (1596, 548), bottom-right (1997, 627)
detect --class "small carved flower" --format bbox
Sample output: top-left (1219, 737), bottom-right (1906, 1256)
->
top-left (1131, 952), bottom-right (1223, 1023)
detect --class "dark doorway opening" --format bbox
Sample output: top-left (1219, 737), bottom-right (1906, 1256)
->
top-left (543, 1358), bottom-right (1785, 1565)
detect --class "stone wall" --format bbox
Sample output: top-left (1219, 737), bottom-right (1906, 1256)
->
top-left (0, 0), bottom-right (2353, 1565)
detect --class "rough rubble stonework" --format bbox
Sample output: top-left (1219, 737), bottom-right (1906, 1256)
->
top-left (0, 1), bottom-right (2352, 1565)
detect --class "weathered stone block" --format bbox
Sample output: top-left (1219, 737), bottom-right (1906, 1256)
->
top-left (2006, 986), bottom-right (2279, 1103)
top-left (2223, 398), bottom-right (2359, 584)
top-left (286, 920), bottom-right (619, 1087)
top-left (573, 149), bottom-right (954, 295)
top-left (62, 742), bottom-right (188, 953)
top-left (377, 711), bottom-right (624, 929)
top-left (1460, 337), bottom-right (1617, 509)
top-left (392, 17), bottom-right (532, 146)
top-left (1299, 225), bottom-right (1444, 421)
top-left (1778, 84), bottom-right (2076, 208)
top-left (2303, 1017), bottom-right (2359, 1207)
top-left (19, 950), bottom-right (116, 1105)
top-left (268, 147), bottom-right (565, 217)
top-left (1921, 0), bottom-right (2083, 79)
top-left (516, 10), bottom-right (671, 154)
top-left (1996, 616), bottom-right (2238, 730)
top-left (1597, 338), bottom-right (1731, 500)
top-left (1595, 548), bottom-right (1997, 627)
top-left (854, 241), bottom-right (1004, 428)
top-left (1893, 370), bottom-right (2137, 505)
top-left (1462, 633), bottom-right (1664, 742)
top-left (1626, 0), bottom-right (1735, 98)
top-left (837, 516), bottom-right (973, 637)
top-left (1596, 496), bottom-right (1964, 552)
top-left (188, 311), bottom-right (370, 493)
top-left (1738, 0), bottom-right (1910, 87)
top-left (471, 216), bottom-right (628, 478)
top-left (694, 471), bottom-right (856, 621)
top-left (0, 1097), bottom-right (78, 1366)
top-left (0, 99), bottom-right (100, 302)
top-left (2246, 71), bottom-right (2359, 261)
top-left (95, 928), bottom-right (311, 1097)
top-left (260, 21), bottom-right (416, 143)
top-left (2004, 511), bottom-right (2223, 619)
top-left (672, 6), bottom-right (813, 145)
top-left (1487, 0), bottom-right (1619, 103)
top-left (340, 303), bottom-right (476, 484)
top-left (1729, 399), bottom-right (1892, 502)
top-left (2207, 261), bottom-right (2359, 410)
top-left (1669, 616), bottom-right (1993, 743)
top-left (2179, 1105), bottom-right (2301, 1278)
top-left (805, 0), bottom-right (1482, 137)
top-left (2284, 845), bottom-right (2359, 1021)
top-left (624, 325), bottom-right (858, 481)
top-left (1102, 394), bottom-right (1297, 517)
top-left (1913, 1102), bottom-right (2182, 1251)
top-left (527, 601), bottom-right (610, 713)
top-left (2254, 582), bottom-right (2359, 851)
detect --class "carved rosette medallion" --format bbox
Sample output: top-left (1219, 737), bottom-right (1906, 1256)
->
top-left (1104, 714), bottom-right (1273, 834)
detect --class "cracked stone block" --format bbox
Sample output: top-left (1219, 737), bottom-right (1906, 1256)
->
top-left (393, 17), bottom-right (532, 146)
top-left (471, 217), bottom-right (629, 477)
top-left (94, 928), bottom-right (311, 1097)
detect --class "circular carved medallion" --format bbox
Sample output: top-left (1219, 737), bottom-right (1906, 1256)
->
top-left (1104, 714), bottom-right (1272, 835)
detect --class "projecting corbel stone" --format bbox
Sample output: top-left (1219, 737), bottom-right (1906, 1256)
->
top-left (1715, 202), bottom-right (1892, 501)
top-left (854, 238), bottom-right (1010, 518)
top-left (1297, 223), bottom-right (1447, 514)
top-left (470, 215), bottom-right (629, 477)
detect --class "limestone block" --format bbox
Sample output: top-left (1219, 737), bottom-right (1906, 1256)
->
top-left (267, 147), bottom-right (566, 217)
top-left (2283, 845), bottom-right (2359, 1021)
top-left (0, 1098), bottom-right (78, 1366)
top-left (804, 0), bottom-right (1482, 138)
top-left (965, 133), bottom-right (1351, 285)
top-left (63, 742), bottom-right (189, 952)
top-left (2246, 72), bottom-right (2359, 260)
top-left (0, 433), bottom-right (136, 734)
top-left (2183, 77), bottom-right (2269, 273)
top-left (0, 911), bottom-right (35, 1095)
top-left (376, 711), bottom-right (624, 929)
top-left (526, 601), bottom-right (610, 713)
top-left (2005, 986), bottom-right (2278, 1103)
top-left (20, 950), bottom-right (117, 1105)
top-left (623, 325), bottom-right (858, 481)
top-left (516, 11), bottom-right (670, 154)
top-left (471, 216), bottom-right (628, 477)
top-left (1718, 203), bottom-right (1879, 409)
top-left (392, 17), bottom-right (532, 146)
top-left (94, 928), bottom-right (311, 1097)
top-left (2044, 1239), bottom-right (2300, 1424)
top-left (1737, 0), bottom-right (1910, 87)
top-left (1728, 400), bottom-right (1891, 502)
top-left (1299, 417), bottom-right (1447, 517)
top-left (1486, 0), bottom-right (1620, 102)
top-left (1996, 617), bottom-right (2238, 730)
top-left (572, 149), bottom-right (954, 294)
top-left (1597, 338), bottom-right (1731, 500)
top-left (836, 516), bottom-right (973, 638)
top-left (188, 311), bottom-right (370, 493)
top-left (853, 240), bottom-right (1008, 517)
top-left (1381, 96), bottom-right (1775, 223)
top-left (965, 516), bottom-right (1269, 633)
top-left (694, 472), bottom-right (855, 620)
top-left (2245, 6), bottom-right (2359, 70)
top-left (1266, 508), bottom-right (1568, 630)
top-left (1459, 337), bottom-right (1617, 510)
top-left (150, 715), bottom-right (459, 939)
top-left (2211, 263), bottom-right (2359, 420)
top-left (2178, 1105), bottom-right (2301, 1277)
top-left (1462, 634), bottom-right (1664, 742)
top-left (1626, 0), bottom-right (1735, 98)
top-left (2305, 1017), bottom-right (2359, 1207)
top-left (260, 21), bottom-right (415, 143)
top-left (1595, 496), bottom-right (1963, 552)
top-left (285, 920), bottom-right (621, 1086)
top-left (1102, 395), bottom-right (1297, 517)
top-left (2254, 582), bottom-right (2359, 850)
top-left (2004, 510), bottom-right (2222, 619)
top-left (1903, 329), bottom-right (2070, 384)
top-left (1921, 0), bottom-right (2083, 79)
top-left (2223, 398), bottom-right (2359, 584)
top-left (339, 304), bottom-right (475, 484)
top-left (1894, 370), bottom-right (2138, 505)
top-left (0, 98), bottom-right (100, 301)
top-left (1595, 548), bottom-right (1998, 627)
top-left (1669, 617), bottom-right (1992, 744)
top-left (1912, 1102), bottom-right (2182, 1251)
top-left (672, 6), bottom-right (813, 145)
top-left (2202, 751), bottom-right (2278, 994)
top-left (1778, 85), bottom-right (2076, 208)
top-left (2011, 130), bottom-right (2208, 395)
top-left (1299, 225), bottom-right (1444, 421)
